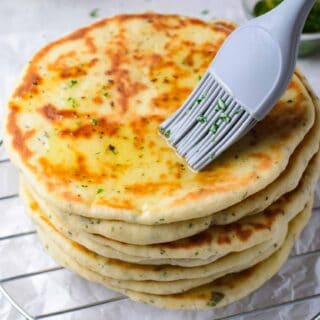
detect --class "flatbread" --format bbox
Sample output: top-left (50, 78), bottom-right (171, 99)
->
top-left (24, 180), bottom-right (313, 295)
top-left (36, 202), bottom-right (313, 307)
top-left (5, 14), bottom-right (315, 224)
top-left (36, 222), bottom-right (287, 295)
top-left (21, 150), bottom-right (320, 267)
top-left (21, 84), bottom-right (320, 246)
top-left (124, 202), bottom-right (313, 308)
top-left (35, 217), bottom-right (283, 282)
top-left (23, 182), bottom-right (212, 245)
top-left (212, 82), bottom-right (320, 224)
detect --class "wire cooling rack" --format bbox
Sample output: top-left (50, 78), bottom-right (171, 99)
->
top-left (1, 1), bottom-right (320, 318)
top-left (0, 153), bottom-right (320, 320)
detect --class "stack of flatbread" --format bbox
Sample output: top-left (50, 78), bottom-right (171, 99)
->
top-left (4, 13), bottom-right (320, 310)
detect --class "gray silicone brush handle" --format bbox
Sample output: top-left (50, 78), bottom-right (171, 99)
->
top-left (245, 0), bottom-right (317, 119)
top-left (209, 0), bottom-right (316, 121)
top-left (254, 0), bottom-right (316, 84)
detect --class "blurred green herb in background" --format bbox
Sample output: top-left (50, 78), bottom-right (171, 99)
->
top-left (253, 0), bottom-right (320, 33)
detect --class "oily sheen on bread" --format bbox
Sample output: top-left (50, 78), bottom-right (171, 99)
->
top-left (4, 14), bottom-right (315, 224)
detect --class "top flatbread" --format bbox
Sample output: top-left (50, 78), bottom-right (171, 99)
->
top-left (4, 14), bottom-right (315, 224)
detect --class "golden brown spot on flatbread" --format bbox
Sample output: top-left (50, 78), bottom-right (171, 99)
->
top-left (60, 117), bottom-right (119, 139)
top-left (36, 210), bottom-right (61, 233)
top-left (30, 200), bottom-right (39, 211)
top-left (145, 14), bottom-right (188, 31)
top-left (217, 234), bottom-right (232, 245)
top-left (129, 116), bottom-right (164, 149)
top-left (105, 28), bottom-right (147, 113)
top-left (97, 198), bottom-right (134, 210)
top-left (85, 36), bottom-right (97, 53)
top-left (152, 89), bottom-right (190, 111)
top-left (161, 209), bottom-right (280, 249)
top-left (38, 157), bottom-right (71, 179)
top-left (38, 153), bottom-right (105, 184)
top-left (129, 118), bottom-right (149, 148)
top-left (183, 43), bottom-right (221, 69)
top-left (39, 213), bottom-right (51, 225)
top-left (125, 181), bottom-right (181, 196)
top-left (58, 58), bottom-right (99, 79)
top-left (7, 104), bottom-right (35, 159)
top-left (234, 227), bottom-right (253, 242)
top-left (250, 222), bottom-right (270, 230)
top-left (172, 173), bottom-right (258, 206)
top-left (49, 50), bottom-right (77, 67)
top-left (217, 224), bottom-right (254, 244)
top-left (288, 79), bottom-right (300, 91)
top-left (39, 104), bottom-right (78, 121)
top-left (72, 240), bottom-right (92, 254)
top-left (61, 191), bottom-right (83, 202)
top-left (147, 53), bottom-right (162, 66)
top-left (92, 95), bottom-right (103, 105)
top-left (213, 21), bottom-right (236, 33)
top-left (39, 104), bottom-right (119, 138)
top-left (250, 152), bottom-right (273, 170)
top-left (13, 70), bottom-right (41, 98)
top-left (149, 229), bottom-right (214, 250)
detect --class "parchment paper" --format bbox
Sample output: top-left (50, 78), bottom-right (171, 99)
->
top-left (0, 1), bottom-right (319, 319)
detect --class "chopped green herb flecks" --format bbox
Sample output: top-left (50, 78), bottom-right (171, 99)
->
top-left (103, 92), bottom-right (109, 97)
top-left (198, 75), bottom-right (202, 81)
top-left (253, 0), bottom-right (320, 33)
top-left (159, 127), bottom-right (171, 138)
top-left (96, 188), bottom-right (104, 194)
top-left (90, 8), bottom-right (99, 18)
top-left (207, 292), bottom-right (225, 307)
top-left (81, 185), bottom-right (88, 188)
top-left (210, 123), bottom-right (219, 134)
top-left (67, 97), bottom-right (77, 108)
top-left (197, 115), bottom-right (207, 123)
top-left (92, 118), bottom-right (98, 126)
top-left (195, 93), bottom-right (206, 105)
top-left (215, 99), bottom-right (227, 111)
top-left (69, 80), bottom-right (78, 87)
top-left (220, 113), bottom-right (231, 122)
top-left (201, 9), bottom-right (209, 15)
top-left (108, 144), bottom-right (117, 154)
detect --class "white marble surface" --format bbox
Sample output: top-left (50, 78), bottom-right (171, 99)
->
top-left (0, 1), bottom-right (319, 319)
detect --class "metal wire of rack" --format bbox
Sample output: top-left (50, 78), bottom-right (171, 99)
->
top-left (0, 155), bottom-right (320, 319)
